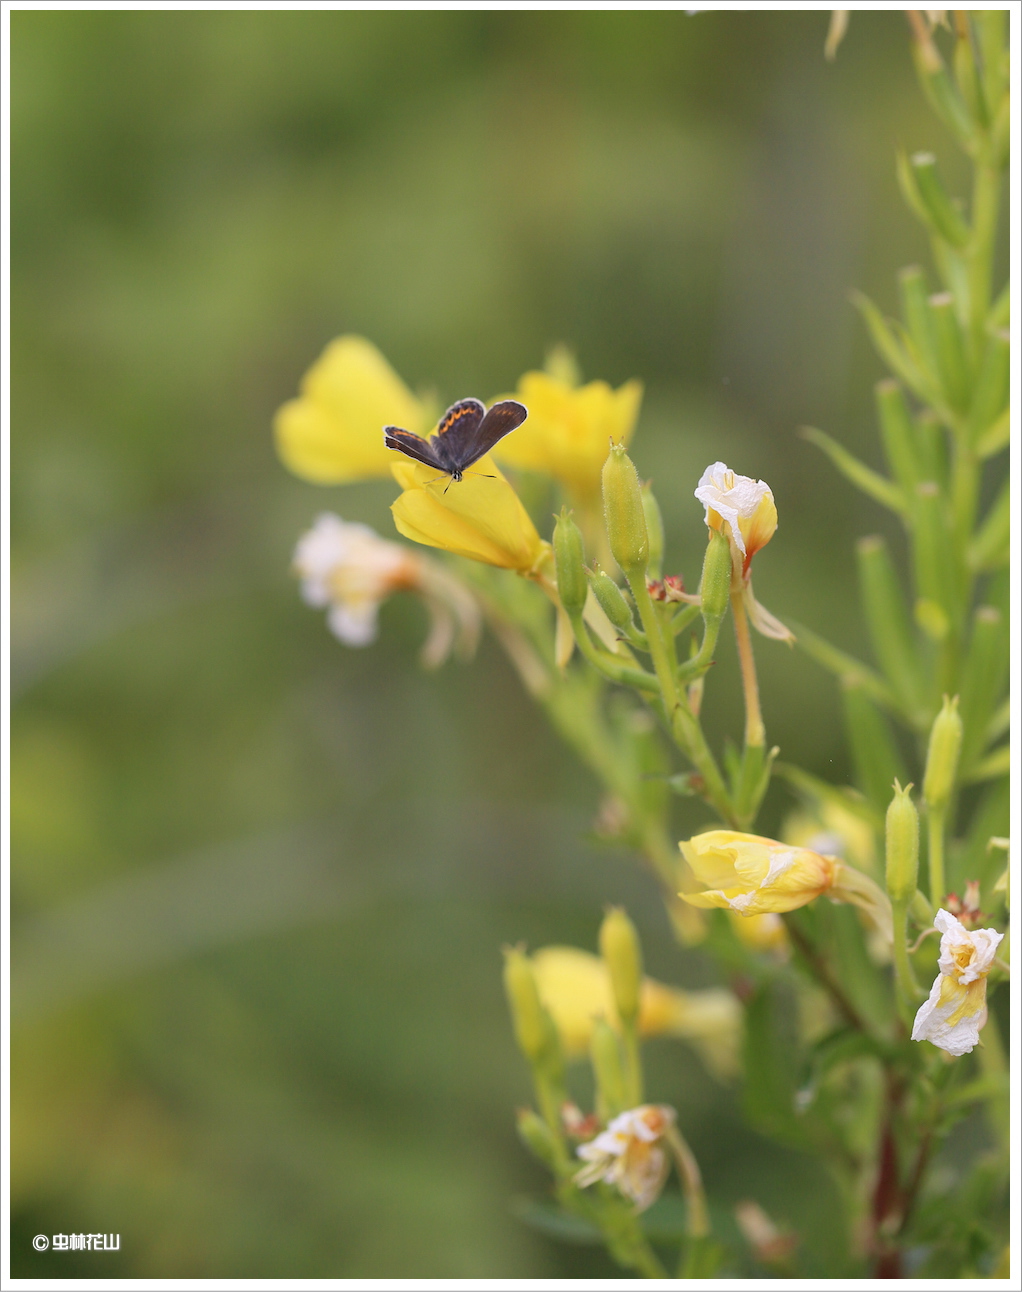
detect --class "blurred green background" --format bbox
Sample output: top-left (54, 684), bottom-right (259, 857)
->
top-left (10, 9), bottom-right (983, 1278)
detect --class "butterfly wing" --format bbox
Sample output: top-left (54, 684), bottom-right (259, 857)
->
top-left (459, 399), bottom-right (528, 468)
top-left (430, 398), bottom-right (486, 472)
top-left (383, 427), bottom-right (443, 470)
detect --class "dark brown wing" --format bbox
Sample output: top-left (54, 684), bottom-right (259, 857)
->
top-left (430, 398), bottom-right (486, 472)
top-left (383, 427), bottom-right (443, 470)
top-left (462, 399), bottom-right (528, 466)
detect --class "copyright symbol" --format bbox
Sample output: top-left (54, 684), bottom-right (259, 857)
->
top-left (33, 1235), bottom-right (50, 1251)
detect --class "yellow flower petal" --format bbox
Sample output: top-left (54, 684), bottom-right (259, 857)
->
top-left (680, 829), bottom-right (837, 915)
top-left (495, 370), bottom-right (643, 500)
top-left (274, 336), bottom-right (427, 484)
top-left (390, 455), bottom-right (546, 572)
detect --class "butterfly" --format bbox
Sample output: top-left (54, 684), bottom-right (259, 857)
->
top-left (383, 397), bottom-right (528, 484)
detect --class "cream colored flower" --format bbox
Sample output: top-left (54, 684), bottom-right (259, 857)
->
top-left (694, 463), bottom-right (793, 643)
top-left (574, 1104), bottom-right (675, 1211)
top-left (294, 513), bottom-right (479, 665)
top-left (911, 910), bottom-right (1004, 1056)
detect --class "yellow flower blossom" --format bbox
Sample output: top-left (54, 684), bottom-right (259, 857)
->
top-left (912, 910), bottom-right (1004, 1056)
top-left (680, 829), bottom-right (891, 936)
top-left (574, 1104), bottom-right (675, 1211)
top-left (495, 367), bottom-right (643, 502)
top-left (275, 336), bottom-right (429, 484)
top-left (389, 456), bottom-right (547, 573)
top-left (531, 946), bottom-right (741, 1077)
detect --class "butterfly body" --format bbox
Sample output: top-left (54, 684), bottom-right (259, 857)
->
top-left (384, 397), bottom-right (527, 482)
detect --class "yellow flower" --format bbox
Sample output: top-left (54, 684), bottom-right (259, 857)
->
top-left (912, 910), bottom-right (1003, 1056)
top-left (574, 1104), bottom-right (675, 1211)
top-left (531, 946), bottom-right (741, 1077)
top-left (390, 455), bottom-right (547, 573)
top-left (680, 829), bottom-right (891, 934)
top-left (495, 367), bottom-right (643, 502)
top-left (275, 336), bottom-right (429, 484)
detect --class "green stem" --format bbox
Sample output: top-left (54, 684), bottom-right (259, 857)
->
top-left (628, 572), bottom-right (734, 822)
top-left (891, 898), bottom-right (921, 1027)
top-left (665, 1124), bottom-right (710, 1241)
top-left (731, 588), bottom-right (765, 748)
top-left (568, 612), bottom-right (660, 693)
top-left (620, 1018), bottom-right (643, 1109)
top-left (676, 612), bottom-right (723, 685)
top-left (927, 804), bottom-right (946, 907)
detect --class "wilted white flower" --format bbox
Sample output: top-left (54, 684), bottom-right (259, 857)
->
top-left (911, 909), bottom-right (1004, 1056)
top-left (574, 1104), bottom-right (675, 1211)
top-left (694, 463), bottom-right (793, 643)
top-left (294, 513), bottom-right (479, 665)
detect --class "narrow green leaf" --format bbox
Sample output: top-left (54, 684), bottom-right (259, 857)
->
top-left (856, 536), bottom-right (926, 718)
top-left (911, 481), bottom-right (957, 622)
top-left (967, 329), bottom-right (1009, 445)
top-left (968, 478), bottom-right (1009, 572)
top-left (963, 745), bottom-right (1009, 785)
top-left (976, 409), bottom-right (1009, 459)
top-left (958, 604), bottom-right (1009, 776)
top-left (897, 267), bottom-right (940, 384)
top-left (788, 621), bottom-right (902, 717)
top-left (928, 292), bottom-right (970, 412)
top-left (909, 153), bottom-right (971, 247)
top-left (800, 426), bottom-right (907, 516)
top-left (853, 292), bottom-right (936, 405)
top-left (841, 682), bottom-right (908, 815)
top-left (742, 981), bottom-right (806, 1148)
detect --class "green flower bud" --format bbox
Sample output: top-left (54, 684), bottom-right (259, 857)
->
top-left (922, 695), bottom-right (963, 809)
top-left (599, 906), bottom-right (642, 1025)
top-left (552, 508), bottom-right (588, 617)
top-left (590, 1016), bottom-right (627, 1120)
top-left (503, 946), bottom-right (547, 1063)
top-left (589, 567), bottom-right (634, 632)
top-left (641, 483), bottom-right (665, 581)
top-left (602, 444), bottom-right (648, 578)
top-left (516, 1107), bottom-right (561, 1170)
top-left (699, 530), bottom-right (732, 621)
top-left (885, 780), bottom-right (919, 904)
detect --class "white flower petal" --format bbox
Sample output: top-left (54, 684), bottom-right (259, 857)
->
top-left (694, 462), bottom-right (772, 558)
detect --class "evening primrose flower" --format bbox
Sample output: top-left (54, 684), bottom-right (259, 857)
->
top-left (911, 910), bottom-right (1004, 1056)
top-left (495, 365), bottom-right (643, 503)
top-left (694, 463), bottom-right (793, 642)
top-left (574, 1104), bottom-right (675, 1211)
top-left (532, 946), bottom-right (741, 1078)
top-left (294, 513), bottom-right (480, 665)
top-left (390, 455), bottom-right (548, 574)
top-left (275, 336), bottom-right (430, 484)
top-left (679, 830), bottom-right (891, 937)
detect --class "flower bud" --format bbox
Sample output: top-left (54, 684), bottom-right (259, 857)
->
top-left (922, 695), bottom-right (963, 809)
top-left (599, 906), bottom-right (642, 1025)
top-left (503, 946), bottom-right (548, 1063)
top-left (641, 483), bottom-right (665, 580)
top-left (553, 508), bottom-right (588, 617)
top-left (589, 568), bottom-right (634, 632)
top-left (885, 781), bottom-right (919, 904)
top-left (700, 530), bottom-right (732, 621)
top-left (602, 444), bottom-right (649, 577)
top-left (516, 1107), bottom-right (561, 1170)
top-left (590, 1016), bottom-right (627, 1119)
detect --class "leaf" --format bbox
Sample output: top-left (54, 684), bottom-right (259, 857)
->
top-left (787, 621), bottom-right (902, 717)
top-left (800, 427), bottom-right (908, 517)
top-left (512, 1197), bottom-right (602, 1245)
top-left (742, 980), bottom-right (807, 1148)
